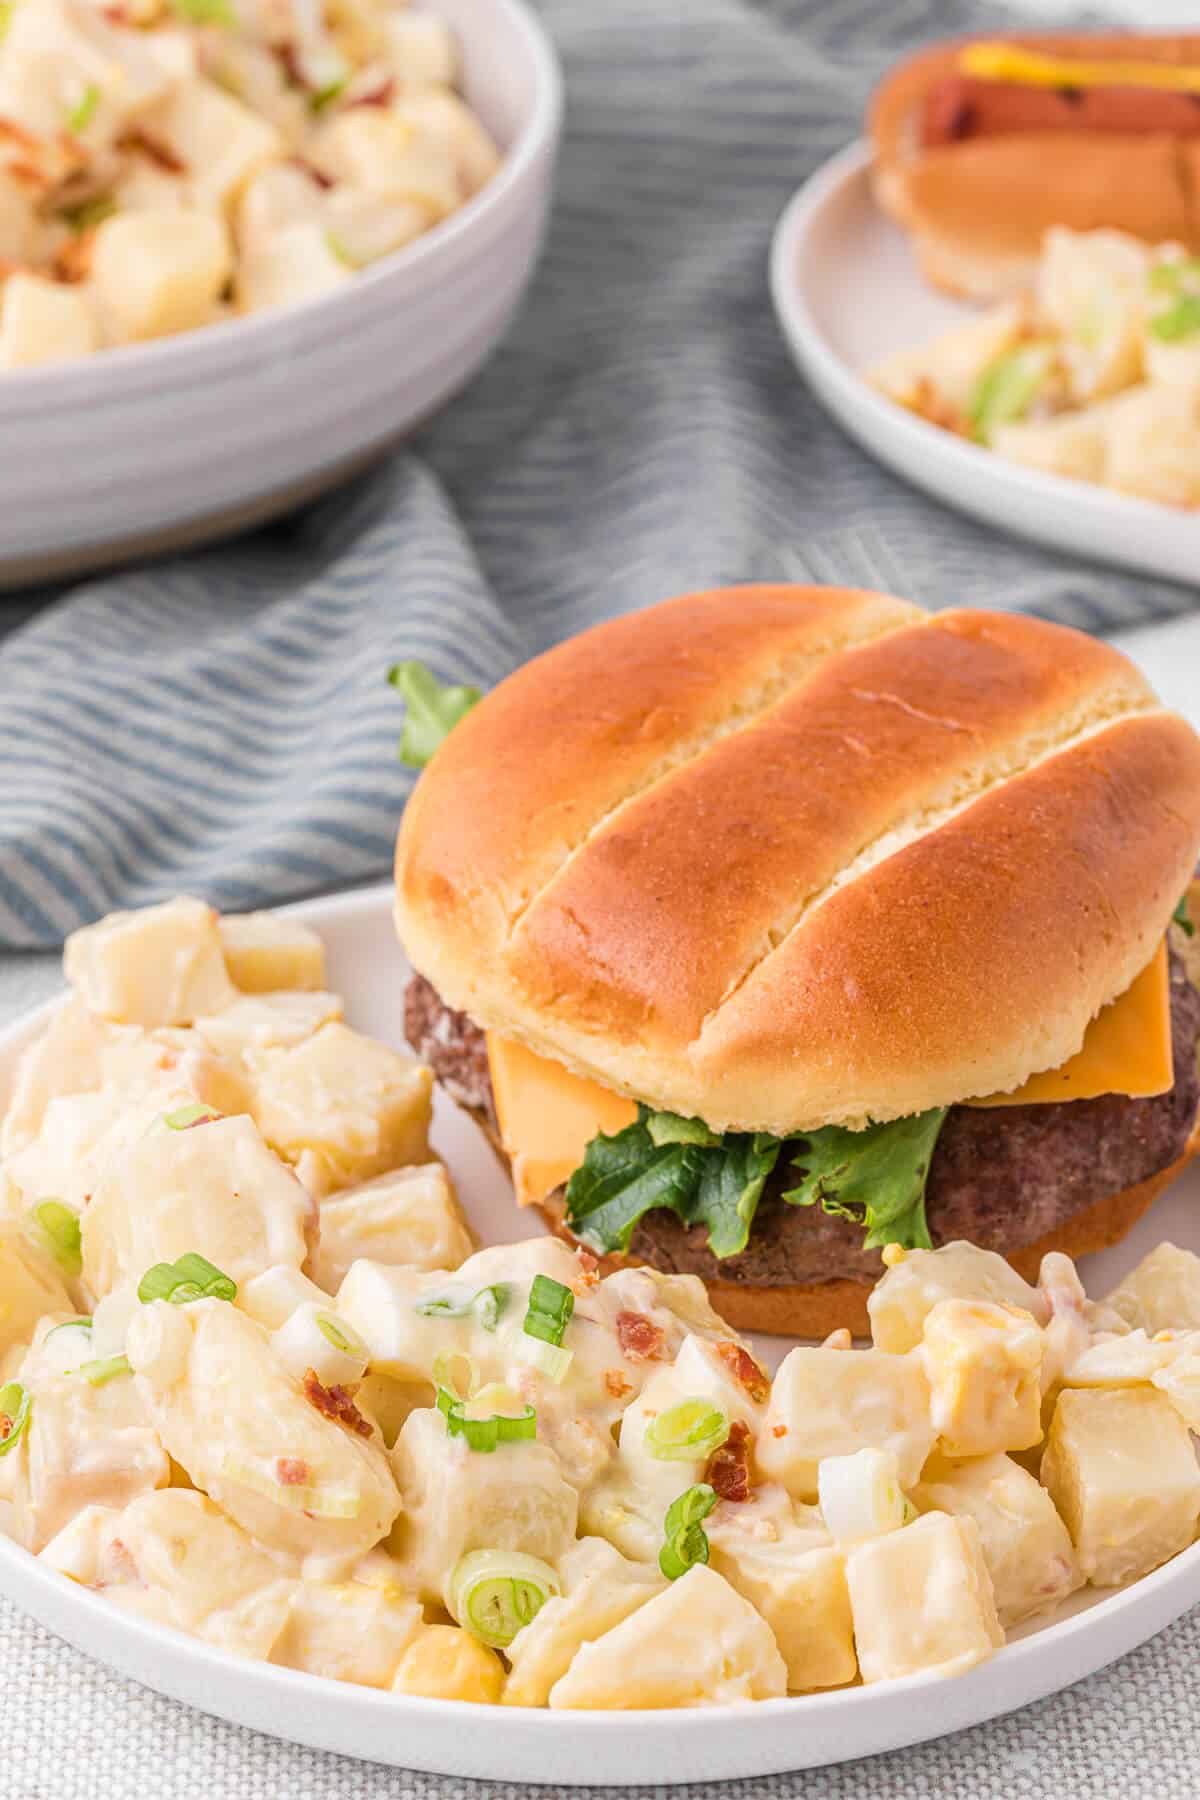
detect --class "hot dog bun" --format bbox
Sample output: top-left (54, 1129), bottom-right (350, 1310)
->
top-left (871, 33), bottom-right (1200, 299)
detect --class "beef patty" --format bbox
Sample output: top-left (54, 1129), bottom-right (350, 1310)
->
top-left (404, 949), bottom-right (1200, 1288)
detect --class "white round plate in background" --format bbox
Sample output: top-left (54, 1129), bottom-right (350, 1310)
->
top-left (770, 141), bottom-right (1200, 586)
top-left (3, 882), bottom-right (1200, 1780)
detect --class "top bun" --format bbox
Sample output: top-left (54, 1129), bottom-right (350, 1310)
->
top-left (395, 586), bottom-right (1200, 1135)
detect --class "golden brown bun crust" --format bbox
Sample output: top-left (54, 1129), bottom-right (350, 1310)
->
top-left (534, 1121), bottom-right (1200, 1335)
top-left (869, 34), bottom-right (1200, 298)
top-left (396, 587), bottom-right (1200, 1135)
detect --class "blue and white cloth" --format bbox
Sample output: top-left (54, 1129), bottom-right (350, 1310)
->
top-left (0, 0), bottom-right (1195, 950)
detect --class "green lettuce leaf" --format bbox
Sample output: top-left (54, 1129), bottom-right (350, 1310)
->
top-left (681, 1132), bottom-right (782, 1257)
top-left (388, 661), bottom-right (482, 769)
top-left (1173, 894), bottom-right (1195, 939)
top-left (563, 1113), bottom-right (705, 1255)
top-left (780, 1110), bottom-right (948, 1251)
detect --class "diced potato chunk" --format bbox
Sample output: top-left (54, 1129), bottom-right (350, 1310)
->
top-left (237, 1263), bottom-right (330, 1331)
top-left (310, 1164), bottom-right (473, 1292)
top-left (1040, 1387), bottom-right (1200, 1586)
top-left (1102, 385), bottom-right (1200, 508)
top-left (547, 1565), bottom-right (786, 1709)
top-left (194, 990), bottom-right (342, 1059)
top-left (845, 1512), bottom-right (1003, 1683)
top-left (921, 1299), bottom-right (1043, 1457)
top-left (246, 1022), bottom-right (432, 1196)
top-left (64, 897), bottom-right (237, 1027)
top-left (1102, 1244), bottom-right (1200, 1335)
top-left (218, 912), bottom-right (325, 993)
top-left (146, 77), bottom-right (282, 213)
top-left (0, 996), bottom-right (125, 1158)
top-left (869, 1242), bottom-right (1045, 1354)
top-left (1064, 1329), bottom-right (1182, 1387)
top-left (91, 211), bottom-right (231, 344)
top-left (309, 109), bottom-right (460, 217)
top-left (270, 1578), bottom-right (421, 1687)
top-left (128, 1297), bottom-right (401, 1560)
top-left (82, 1111), bottom-right (313, 1298)
top-left (869, 302), bottom-right (1024, 415)
top-left (379, 13), bottom-right (458, 89)
top-left (389, 1406), bottom-right (577, 1605)
top-left (757, 1345), bottom-right (934, 1500)
top-left (0, 1232), bottom-right (72, 1359)
top-left (235, 220), bottom-right (352, 314)
top-left (913, 1453), bottom-right (1081, 1627)
top-left (991, 408), bottom-right (1109, 483)
top-left (708, 1497), bottom-right (854, 1692)
top-left (393, 91), bottom-right (500, 197)
top-left (392, 1624), bottom-right (504, 1703)
top-left (0, 273), bottom-right (96, 370)
top-left (505, 1538), bottom-right (664, 1707)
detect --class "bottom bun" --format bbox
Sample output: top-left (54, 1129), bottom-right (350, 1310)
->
top-left (533, 1116), bottom-right (1200, 1339)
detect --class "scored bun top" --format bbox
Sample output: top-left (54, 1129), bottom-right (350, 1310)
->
top-left (395, 586), bottom-right (1200, 1134)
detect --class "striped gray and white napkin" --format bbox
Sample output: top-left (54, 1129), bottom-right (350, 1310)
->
top-left (0, 0), bottom-right (1195, 949)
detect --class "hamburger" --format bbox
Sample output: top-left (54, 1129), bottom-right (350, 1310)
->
top-left (393, 585), bottom-right (1200, 1334)
top-left (870, 32), bottom-right (1200, 300)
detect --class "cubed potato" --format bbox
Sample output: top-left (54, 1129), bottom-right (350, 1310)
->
top-left (389, 1406), bottom-right (577, 1605)
top-left (218, 912), bottom-right (325, 993)
top-left (146, 77), bottom-right (282, 213)
top-left (235, 220), bottom-right (352, 314)
top-left (321, 189), bottom-right (428, 266)
top-left (869, 1242), bottom-right (1045, 1354)
top-left (1102, 385), bottom-right (1200, 508)
top-left (308, 109), bottom-right (460, 217)
top-left (82, 1111), bottom-right (313, 1298)
top-left (378, 13), bottom-right (458, 89)
top-left (547, 1564), bottom-right (786, 1709)
top-left (869, 302), bottom-right (1025, 415)
top-left (845, 1512), bottom-right (1003, 1683)
top-left (237, 1263), bottom-right (330, 1331)
top-left (921, 1299), bottom-right (1043, 1457)
top-left (757, 1345), bottom-right (934, 1500)
top-left (194, 990), bottom-right (342, 1059)
top-left (235, 163), bottom-right (327, 252)
top-left (1102, 1244), bottom-right (1200, 1335)
top-left (392, 91), bottom-right (501, 197)
top-left (309, 1164), bottom-right (474, 1293)
top-left (128, 1297), bottom-right (401, 1559)
top-left (1040, 1387), bottom-right (1200, 1586)
top-left (0, 0), bottom-right (168, 138)
top-left (246, 1022), bottom-right (432, 1196)
top-left (708, 1499), bottom-right (854, 1692)
top-left (0, 1232), bottom-right (72, 1359)
top-left (1152, 1341), bottom-right (1200, 1430)
top-left (392, 1624), bottom-right (504, 1703)
top-left (912, 1453), bottom-right (1081, 1627)
top-left (504, 1538), bottom-right (664, 1707)
top-left (0, 273), bottom-right (96, 370)
top-left (270, 1578), bottom-right (421, 1687)
top-left (1036, 227), bottom-right (1147, 403)
top-left (1064, 1329), bottom-right (1182, 1388)
top-left (0, 167), bottom-right (41, 267)
top-left (91, 210), bottom-right (231, 343)
top-left (64, 898), bottom-right (237, 1026)
top-left (991, 408), bottom-right (1109, 483)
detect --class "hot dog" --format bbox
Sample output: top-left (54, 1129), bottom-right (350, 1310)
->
top-left (871, 35), bottom-right (1200, 299)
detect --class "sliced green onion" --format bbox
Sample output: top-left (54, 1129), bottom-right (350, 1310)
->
top-left (431, 1349), bottom-right (479, 1400)
top-left (325, 231), bottom-right (357, 268)
top-left (448, 1549), bottom-right (560, 1648)
top-left (311, 77), bottom-right (348, 114)
top-left (514, 1335), bottom-right (574, 1384)
top-left (415, 1283), bottom-right (509, 1332)
top-left (1149, 295), bottom-right (1200, 342)
top-left (26, 1200), bottom-right (82, 1279)
top-left (59, 194), bottom-right (116, 234)
top-left (0, 1383), bottom-right (31, 1458)
top-left (162, 1102), bottom-right (221, 1131)
top-left (1150, 258), bottom-right (1200, 293)
top-left (219, 1455), bottom-right (360, 1517)
top-left (1174, 895), bottom-right (1195, 938)
top-left (79, 1354), bottom-right (131, 1387)
top-left (522, 1275), bottom-right (574, 1348)
top-left (645, 1399), bottom-right (729, 1463)
top-left (170, 0), bottom-right (235, 23)
top-left (968, 343), bottom-right (1052, 445)
top-left (315, 1313), bottom-right (367, 1358)
top-left (658, 1483), bottom-right (717, 1580)
top-left (138, 1253), bottom-right (237, 1305)
top-left (65, 84), bottom-right (99, 134)
top-left (0, 2), bottom-right (12, 43)
top-left (437, 1387), bottom-right (536, 1453)
top-left (46, 1316), bottom-right (92, 1337)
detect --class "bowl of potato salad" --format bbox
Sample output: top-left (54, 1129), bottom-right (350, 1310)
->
top-left (0, 0), bottom-right (561, 583)
top-left (2, 887), bottom-right (1200, 1782)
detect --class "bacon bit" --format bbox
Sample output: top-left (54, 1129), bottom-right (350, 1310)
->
top-left (302, 1369), bottom-right (373, 1438)
top-left (103, 1538), bottom-right (139, 1586)
top-left (121, 129), bottom-right (186, 174)
top-left (349, 77), bottom-right (395, 109)
top-left (706, 1420), bottom-right (753, 1503)
top-left (570, 1249), bottom-right (600, 1296)
top-left (7, 162), bottom-right (47, 191)
top-left (275, 1456), bottom-right (310, 1486)
top-left (715, 1340), bottom-right (770, 1405)
top-left (288, 154), bottom-right (333, 190)
top-left (771, 1423), bottom-right (787, 1439)
top-left (0, 1413), bottom-right (13, 1442)
top-left (101, 3), bottom-right (131, 20)
top-left (0, 117), bottom-right (41, 151)
top-left (908, 376), bottom-right (971, 439)
top-left (273, 41), bottom-right (307, 90)
top-left (603, 1369), bottom-right (633, 1401)
top-left (615, 1310), bottom-right (667, 1363)
top-left (52, 231), bottom-right (95, 283)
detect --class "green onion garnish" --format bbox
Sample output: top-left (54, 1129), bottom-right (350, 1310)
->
top-left (46, 1316), bottom-right (92, 1337)
top-left (967, 342), bottom-right (1053, 445)
top-left (26, 1200), bottom-right (82, 1279)
top-left (1149, 295), bottom-right (1200, 342)
top-left (325, 231), bottom-right (356, 268)
top-left (0, 1383), bottom-right (31, 1458)
top-left (59, 194), bottom-right (117, 234)
top-left (311, 77), bottom-right (348, 114)
top-left (314, 1313), bottom-right (367, 1358)
top-left (645, 1399), bottom-right (730, 1463)
top-left (169, 0), bottom-right (235, 23)
top-left (79, 1354), bottom-right (131, 1387)
top-left (415, 1283), bottom-right (510, 1332)
top-left (1150, 258), bottom-right (1200, 293)
top-left (65, 85), bottom-right (99, 134)
top-left (522, 1275), bottom-right (574, 1348)
top-left (1174, 895), bottom-right (1195, 938)
top-left (448, 1549), bottom-right (560, 1648)
top-left (0, 2), bottom-right (11, 42)
top-left (437, 1386), bottom-right (536, 1453)
top-left (138, 1253), bottom-right (237, 1305)
top-left (658, 1483), bottom-right (717, 1580)
top-left (514, 1335), bottom-right (574, 1384)
top-left (162, 1102), bottom-right (220, 1131)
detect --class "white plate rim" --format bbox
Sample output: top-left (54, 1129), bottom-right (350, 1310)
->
top-left (768, 139), bottom-right (1200, 569)
top-left (4, 879), bottom-right (1200, 1782)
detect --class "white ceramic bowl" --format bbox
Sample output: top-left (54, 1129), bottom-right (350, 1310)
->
top-left (0, 0), bottom-right (562, 587)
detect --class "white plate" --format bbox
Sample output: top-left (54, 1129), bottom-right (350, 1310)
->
top-left (4, 881), bottom-right (1200, 1782)
top-left (770, 141), bottom-right (1200, 586)
top-left (0, 0), bottom-right (562, 587)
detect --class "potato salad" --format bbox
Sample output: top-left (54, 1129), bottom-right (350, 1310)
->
top-left (2, 898), bottom-right (1200, 1708)
top-left (0, 0), bottom-right (499, 366)
top-left (872, 228), bottom-right (1200, 508)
